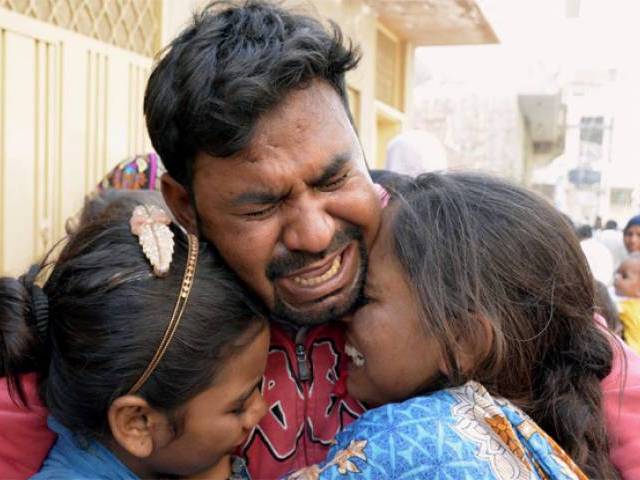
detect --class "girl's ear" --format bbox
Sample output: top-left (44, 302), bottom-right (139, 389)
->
top-left (108, 395), bottom-right (174, 459)
top-left (459, 314), bottom-right (494, 374)
top-left (439, 314), bottom-right (494, 376)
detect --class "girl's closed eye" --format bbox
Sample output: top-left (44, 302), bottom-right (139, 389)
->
top-left (229, 380), bottom-right (262, 415)
top-left (231, 405), bottom-right (246, 415)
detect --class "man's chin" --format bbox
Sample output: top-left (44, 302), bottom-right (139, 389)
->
top-left (270, 237), bottom-right (368, 327)
top-left (272, 287), bottom-right (360, 326)
top-left (272, 261), bottom-right (368, 325)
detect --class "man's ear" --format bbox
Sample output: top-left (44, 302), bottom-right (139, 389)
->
top-left (108, 395), bottom-right (174, 459)
top-left (161, 173), bottom-right (198, 234)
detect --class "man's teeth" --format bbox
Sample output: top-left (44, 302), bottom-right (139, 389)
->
top-left (292, 255), bottom-right (341, 287)
top-left (345, 344), bottom-right (365, 367)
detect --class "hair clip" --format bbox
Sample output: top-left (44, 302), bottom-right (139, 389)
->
top-left (130, 205), bottom-right (175, 277)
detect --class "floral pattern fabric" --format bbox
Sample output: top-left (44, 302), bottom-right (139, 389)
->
top-left (286, 382), bottom-right (586, 480)
top-left (98, 153), bottom-right (164, 191)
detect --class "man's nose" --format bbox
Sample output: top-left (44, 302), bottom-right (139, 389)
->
top-left (282, 199), bottom-right (336, 253)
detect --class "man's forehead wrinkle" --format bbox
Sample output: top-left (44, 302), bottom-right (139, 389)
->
top-left (241, 133), bottom-right (289, 169)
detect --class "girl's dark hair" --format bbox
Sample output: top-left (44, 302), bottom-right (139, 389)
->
top-left (392, 172), bottom-right (617, 478)
top-left (144, 0), bottom-right (361, 186)
top-left (0, 196), bottom-right (264, 440)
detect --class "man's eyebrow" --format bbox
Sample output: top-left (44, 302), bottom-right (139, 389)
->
top-left (231, 189), bottom-right (284, 206)
top-left (231, 152), bottom-right (351, 206)
top-left (310, 152), bottom-right (351, 187)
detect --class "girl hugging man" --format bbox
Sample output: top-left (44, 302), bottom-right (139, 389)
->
top-left (2, 172), bottom-right (639, 478)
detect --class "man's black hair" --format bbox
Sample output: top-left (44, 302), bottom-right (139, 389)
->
top-left (144, 0), bottom-right (361, 186)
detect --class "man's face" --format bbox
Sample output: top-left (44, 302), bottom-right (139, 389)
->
top-left (190, 81), bottom-right (381, 325)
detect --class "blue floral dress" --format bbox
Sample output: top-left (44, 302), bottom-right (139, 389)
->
top-left (286, 382), bottom-right (587, 480)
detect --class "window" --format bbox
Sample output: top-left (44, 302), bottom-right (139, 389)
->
top-left (611, 188), bottom-right (633, 206)
top-left (375, 26), bottom-right (404, 111)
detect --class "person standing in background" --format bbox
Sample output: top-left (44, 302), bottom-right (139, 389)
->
top-left (598, 219), bottom-right (627, 270)
top-left (623, 215), bottom-right (640, 255)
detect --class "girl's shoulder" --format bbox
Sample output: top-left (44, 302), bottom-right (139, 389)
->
top-left (285, 382), bottom-right (587, 480)
top-left (31, 417), bottom-right (138, 480)
top-left (341, 388), bottom-right (459, 436)
top-left (286, 385), bottom-right (494, 480)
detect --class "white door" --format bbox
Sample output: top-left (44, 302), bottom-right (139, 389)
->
top-left (0, 5), bottom-right (154, 275)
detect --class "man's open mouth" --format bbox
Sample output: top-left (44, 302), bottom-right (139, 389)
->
top-left (291, 254), bottom-right (342, 287)
top-left (274, 242), bottom-right (359, 307)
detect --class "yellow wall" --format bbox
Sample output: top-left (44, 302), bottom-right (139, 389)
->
top-left (299, 0), bottom-right (380, 168)
top-left (0, 7), bottom-right (152, 275)
top-left (0, 0), bottom-right (413, 275)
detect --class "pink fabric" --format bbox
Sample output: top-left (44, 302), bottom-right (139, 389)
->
top-left (601, 328), bottom-right (640, 479)
top-left (373, 183), bottom-right (390, 209)
top-left (0, 373), bottom-right (55, 479)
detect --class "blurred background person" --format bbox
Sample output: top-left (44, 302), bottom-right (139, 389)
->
top-left (577, 224), bottom-right (615, 286)
top-left (623, 215), bottom-right (640, 255)
top-left (614, 253), bottom-right (640, 354)
top-left (595, 279), bottom-right (622, 335)
top-left (385, 130), bottom-right (448, 177)
top-left (597, 219), bottom-right (627, 270)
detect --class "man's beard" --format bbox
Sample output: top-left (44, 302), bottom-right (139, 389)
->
top-left (267, 225), bottom-right (369, 326)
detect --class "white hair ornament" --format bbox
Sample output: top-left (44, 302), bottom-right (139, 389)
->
top-left (129, 205), bottom-right (175, 277)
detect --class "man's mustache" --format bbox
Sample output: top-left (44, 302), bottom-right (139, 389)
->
top-left (266, 225), bottom-right (363, 280)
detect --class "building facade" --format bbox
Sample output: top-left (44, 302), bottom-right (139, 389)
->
top-left (0, 0), bottom-right (495, 275)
